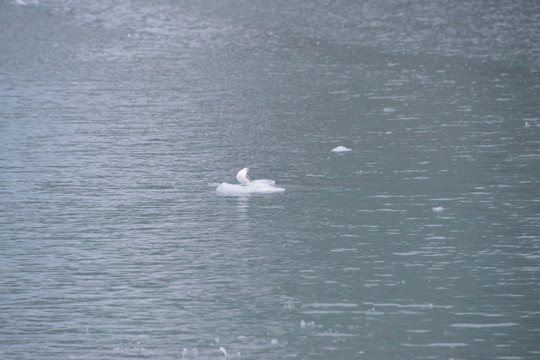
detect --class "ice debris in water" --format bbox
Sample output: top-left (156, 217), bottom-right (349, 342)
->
top-left (216, 179), bottom-right (284, 195)
top-left (432, 206), bottom-right (444, 213)
top-left (523, 121), bottom-right (540, 129)
top-left (182, 348), bottom-right (198, 358)
top-left (219, 346), bottom-right (227, 356)
top-left (331, 146), bottom-right (352, 152)
top-left (300, 320), bottom-right (315, 328)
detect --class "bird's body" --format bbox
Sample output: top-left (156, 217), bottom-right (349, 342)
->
top-left (236, 167), bottom-right (253, 185)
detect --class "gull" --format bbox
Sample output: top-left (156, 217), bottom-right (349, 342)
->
top-left (236, 167), bottom-right (253, 185)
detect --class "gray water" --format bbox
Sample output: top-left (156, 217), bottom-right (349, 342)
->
top-left (1, 1), bottom-right (539, 359)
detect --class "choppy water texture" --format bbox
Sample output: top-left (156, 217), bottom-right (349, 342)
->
top-left (1, 1), bottom-right (539, 359)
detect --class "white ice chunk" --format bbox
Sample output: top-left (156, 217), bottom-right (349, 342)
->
top-left (331, 146), bottom-right (352, 152)
top-left (432, 206), bottom-right (444, 213)
top-left (216, 179), bottom-right (285, 195)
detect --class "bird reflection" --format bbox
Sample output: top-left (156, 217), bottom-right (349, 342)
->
top-left (235, 196), bottom-right (250, 231)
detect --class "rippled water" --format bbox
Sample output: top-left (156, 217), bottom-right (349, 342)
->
top-left (1, 1), bottom-right (539, 359)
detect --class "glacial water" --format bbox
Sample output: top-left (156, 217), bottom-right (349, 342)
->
top-left (1, 1), bottom-right (539, 359)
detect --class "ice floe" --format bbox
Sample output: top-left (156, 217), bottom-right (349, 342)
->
top-left (331, 146), bottom-right (352, 152)
top-left (216, 179), bottom-right (284, 195)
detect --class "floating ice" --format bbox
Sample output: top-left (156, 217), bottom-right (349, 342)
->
top-left (331, 146), bottom-right (352, 152)
top-left (216, 179), bottom-right (284, 195)
top-left (432, 206), bottom-right (444, 213)
top-left (219, 346), bottom-right (227, 356)
top-left (182, 348), bottom-right (198, 357)
top-left (300, 320), bottom-right (315, 328)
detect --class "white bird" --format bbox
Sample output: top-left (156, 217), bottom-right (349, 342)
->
top-left (236, 167), bottom-right (253, 185)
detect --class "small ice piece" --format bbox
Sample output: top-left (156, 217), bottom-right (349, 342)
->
top-left (331, 146), bottom-right (352, 152)
top-left (182, 348), bottom-right (198, 357)
top-left (383, 107), bottom-right (394, 113)
top-left (432, 206), bottom-right (444, 213)
top-left (219, 346), bottom-right (227, 356)
top-left (300, 320), bottom-right (306, 328)
top-left (271, 338), bottom-right (278, 345)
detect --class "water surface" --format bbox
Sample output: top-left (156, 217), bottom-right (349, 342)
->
top-left (1, 1), bottom-right (539, 359)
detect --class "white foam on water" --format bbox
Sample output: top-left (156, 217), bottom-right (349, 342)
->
top-left (216, 179), bottom-right (284, 195)
top-left (406, 329), bottom-right (431, 333)
top-left (402, 343), bottom-right (467, 348)
top-left (364, 302), bottom-right (452, 309)
top-left (316, 332), bottom-right (356, 337)
top-left (450, 322), bottom-right (518, 328)
top-left (454, 312), bottom-right (503, 317)
top-left (393, 251), bottom-right (425, 256)
top-left (306, 302), bottom-right (358, 308)
top-left (331, 146), bottom-right (352, 152)
top-left (14, 0), bottom-right (39, 5)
